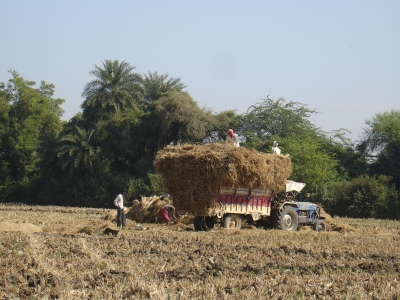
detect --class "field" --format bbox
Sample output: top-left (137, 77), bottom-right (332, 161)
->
top-left (1, 204), bottom-right (400, 299)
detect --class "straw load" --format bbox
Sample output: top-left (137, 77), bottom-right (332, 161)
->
top-left (154, 143), bottom-right (292, 214)
top-left (126, 196), bottom-right (172, 223)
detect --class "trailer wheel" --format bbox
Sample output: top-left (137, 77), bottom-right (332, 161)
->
top-left (313, 219), bottom-right (326, 232)
top-left (193, 216), bottom-right (215, 231)
top-left (274, 206), bottom-right (298, 231)
top-left (223, 214), bottom-right (242, 229)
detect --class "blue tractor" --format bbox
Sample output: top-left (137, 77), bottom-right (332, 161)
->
top-left (272, 181), bottom-right (326, 232)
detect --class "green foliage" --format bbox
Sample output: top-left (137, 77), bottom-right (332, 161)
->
top-left (239, 96), bottom-right (319, 152)
top-left (358, 110), bottom-right (400, 189)
top-left (55, 125), bottom-right (100, 176)
top-left (279, 136), bottom-right (338, 193)
top-left (152, 91), bottom-right (216, 146)
top-left (92, 108), bottom-right (147, 173)
top-left (359, 110), bottom-right (400, 153)
top-left (2, 65), bottom-right (399, 220)
top-left (209, 110), bottom-right (241, 142)
top-left (27, 169), bottom-right (131, 207)
top-left (126, 173), bottom-right (165, 203)
top-left (81, 60), bottom-right (141, 123)
top-left (141, 72), bottom-right (186, 107)
top-left (0, 71), bottom-right (64, 201)
top-left (326, 175), bottom-right (399, 219)
top-left (319, 133), bottom-right (368, 180)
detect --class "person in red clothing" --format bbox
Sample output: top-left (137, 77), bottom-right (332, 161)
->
top-left (160, 204), bottom-right (177, 224)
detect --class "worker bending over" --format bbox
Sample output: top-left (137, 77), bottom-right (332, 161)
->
top-left (160, 204), bottom-right (177, 224)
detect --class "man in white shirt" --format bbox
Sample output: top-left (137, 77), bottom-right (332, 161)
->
top-left (114, 190), bottom-right (126, 228)
top-left (272, 141), bottom-right (281, 155)
top-left (225, 129), bottom-right (240, 147)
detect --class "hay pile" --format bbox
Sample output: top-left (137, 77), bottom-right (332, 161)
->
top-left (78, 220), bottom-right (117, 235)
top-left (126, 196), bottom-right (172, 223)
top-left (320, 208), bottom-right (360, 233)
top-left (154, 143), bottom-right (292, 214)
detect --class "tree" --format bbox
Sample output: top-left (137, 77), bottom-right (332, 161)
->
top-left (317, 129), bottom-right (368, 180)
top-left (279, 136), bottom-right (338, 193)
top-left (239, 96), bottom-right (319, 152)
top-left (97, 91), bottom-right (216, 174)
top-left (81, 60), bottom-right (141, 123)
top-left (141, 72), bottom-right (186, 107)
top-left (327, 175), bottom-right (399, 219)
top-left (207, 110), bottom-right (241, 143)
top-left (358, 110), bottom-right (400, 189)
top-left (55, 125), bottom-right (99, 176)
top-left (151, 91), bottom-right (216, 147)
top-left (0, 71), bottom-right (64, 201)
top-left (93, 108), bottom-right (147, 173)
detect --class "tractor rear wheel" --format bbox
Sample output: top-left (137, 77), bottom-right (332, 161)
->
top-left (193, 216), bottom-right (215, 231)
top-left (313, 219), bottom-right (326, 232)
top-left (274, 206), bottom-right (299, 231)
top-left (223, 214), bottom-right (242, 229)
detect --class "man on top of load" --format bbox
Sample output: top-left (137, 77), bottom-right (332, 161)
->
top-left (226, 129), bottom-right (240, 147)
top-left (272, 141), bottom-right (281, 155)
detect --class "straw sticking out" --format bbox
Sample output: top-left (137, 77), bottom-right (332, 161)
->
top-left (154, 143), bottom-right (292, 214)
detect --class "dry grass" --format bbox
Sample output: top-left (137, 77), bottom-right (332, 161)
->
top-left (154, 143), bottom-right (292, 214)
top-left (126, 196), bottom-right (172, 224)
top-left (1, 204), bottom-right (400, 299)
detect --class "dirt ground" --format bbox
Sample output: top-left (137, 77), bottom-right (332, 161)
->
top-left (0, 204), bottom-right (399, 299)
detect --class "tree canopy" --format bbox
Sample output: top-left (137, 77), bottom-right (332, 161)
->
top-left (358, 110), bottom-right (400, 189)
top-left (81, 60), bottom-right (141, 123)
top-left (1, 62), bottom-right (399, 219)
top-left (0, 71), bottom-right (64, 200)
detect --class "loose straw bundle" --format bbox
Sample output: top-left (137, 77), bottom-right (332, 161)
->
top-left (154, 143), bottom-right (292, 214)
top-left (126, 196), bottom-right (172, 223)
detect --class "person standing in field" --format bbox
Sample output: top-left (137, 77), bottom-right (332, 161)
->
top-left (160, 204), bottom-right (177, 225)
top-left (225, 129), bottom-right (240, 147)
top-left (114, 190), bottom-right (126, 228)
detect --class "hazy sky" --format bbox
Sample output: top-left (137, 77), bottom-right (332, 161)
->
top-left (1, 1), bottom-right (399, 142)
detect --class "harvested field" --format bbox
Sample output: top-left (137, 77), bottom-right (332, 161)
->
top-left (1, 204), bottom-right (400, 299)
top-left (154, 143), bottom-right (292, 214)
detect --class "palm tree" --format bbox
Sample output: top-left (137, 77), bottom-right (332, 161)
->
top-left (141, 72), bottom-right (186, 107)
top-left (81, 60), bottom-right (141, 122)
top-left (55, 125), bottom-right (98, 176)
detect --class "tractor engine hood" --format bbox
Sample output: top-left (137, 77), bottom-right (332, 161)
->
top-left (295, 202), bottom-right (319, 210)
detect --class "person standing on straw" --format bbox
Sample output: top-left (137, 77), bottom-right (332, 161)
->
top-left (272, 141), bottom-right (281, 155)
top-left (225, 129), bottom-right (239, 147)
top-left (114, 189), bottom-right (126, 228)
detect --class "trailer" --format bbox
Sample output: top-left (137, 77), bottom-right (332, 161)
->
top-left (193, 180), bottom-right (326, 232)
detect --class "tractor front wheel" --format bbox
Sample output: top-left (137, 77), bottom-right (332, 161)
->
top-left (274, 206), bottom-right (299, 231)
top-left (313, 219), bottom-right (326, 232)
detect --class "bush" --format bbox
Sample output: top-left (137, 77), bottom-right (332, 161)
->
top-left (324, 175), bottom-right (400, 219)
top-left (126, 173), bottom-right (165, 203)
top-left (26, 170), bottom-right (132, 208)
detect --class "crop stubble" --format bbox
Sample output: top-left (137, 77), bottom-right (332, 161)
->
top-left (0, 205), bottom-right (400, 299)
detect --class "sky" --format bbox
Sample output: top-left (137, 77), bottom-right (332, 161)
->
top-left (1, 0), bottom-right (399, 142)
